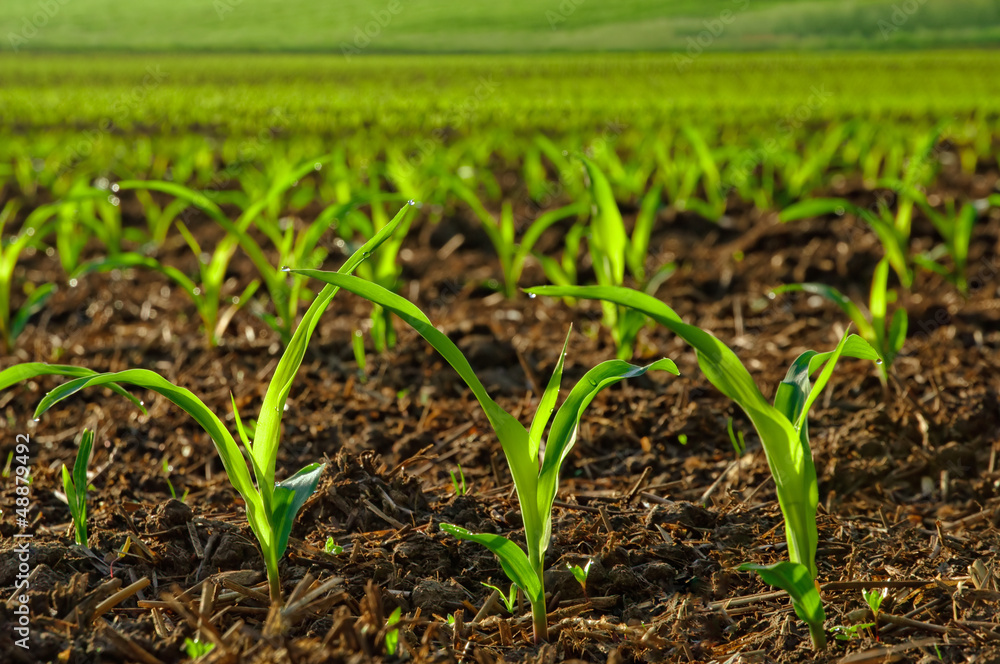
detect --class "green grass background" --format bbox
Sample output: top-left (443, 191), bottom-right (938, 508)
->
top-left (2, 0), bottom-right (999, 53)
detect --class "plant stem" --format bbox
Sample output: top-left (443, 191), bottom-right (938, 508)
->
top-left (531, 598), bottom-right (548, 644)
top-left (808, 622), bottom-right (827, 651)
top-left (531, 558), bottom-right (548, 643)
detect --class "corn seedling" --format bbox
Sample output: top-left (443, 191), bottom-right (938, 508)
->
top-left (324, 537), bottom-right (344, 555)
top-left (183, 638), bottom-right (215, 659)
top-left (578, 157), bottom-right (674, 358)
top-left (384, 607), bottom-right (402, 656)
top-left (451, 178), bottom-right (587, 299)
top-left (483, 582), bottom-right (518, 613)
top-left (348, 194), bottom-right (415, 352)
top-left (830, 622), bottom-right (875, 642)
top-left (450, 463), bottom-right (467, 496)
top-left (0, 204), bottom-right (414, 604)
top-left (863, 587), bottom-right (888, 641)
top-left (162, 458), bottom-right (189, 503)
top-left (61, 429), bottom-right (94, 547)
top-left (912, 196), bottom-right (977, 295)
top-left (289, 269), bottom-right (678, 643)
top-left (781, 198), bottom-right (912, 289)
top-left (81, 158), bottom-right (330, 346)
top-left (568, 559), bottom-right (592, 596)
top-left (772, 256), bottom-right (905, 384)
top-left (527, 284), bottom-right (882, 650)
top-left (0, 202), bottom-right (59, 353)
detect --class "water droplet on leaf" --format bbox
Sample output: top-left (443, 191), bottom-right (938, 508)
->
top-left (528, 293), bottom-right (537, 299)
top-left (69, 279), bottom-right (78, 287)
top-left (875, 358), bottom-right (883, 365)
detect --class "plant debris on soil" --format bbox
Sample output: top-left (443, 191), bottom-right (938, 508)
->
top-left (2, 168), bottom-right (1000, 663)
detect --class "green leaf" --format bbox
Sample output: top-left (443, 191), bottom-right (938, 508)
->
top-left (253, 203), bottom-right (415, 499)
top-left (440, 524), bottom-right (542, 605)
top-left (271, 462), bottom-right (325, 561)
top-left (524, 285), bottom-right (823, 578)
top-left (581, 156), bottom-right (626, 286)
top-left (739, 561), bottom-right (826, 649)
top-left (771, 283), bottom-right (872, 339)
top-left (536, 356), bottom-right (678, 561)
top-left (779, 198), bottom-right (854, 223)
top-left (292, 270), bottom-right (540, 562)
top-left (32, 369), bottom-right (266, 543)
top-left (527, 328), bottom-right (571, 463)
top-left (10, 282), bottom-right (57, 341)
top-left (0, 363), bottom-right (144, 412)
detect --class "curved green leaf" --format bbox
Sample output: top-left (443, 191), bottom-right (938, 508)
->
top-left (739, 561), bottom-right (826, 650)
top-left (440, 524), bottom-right (542, 605)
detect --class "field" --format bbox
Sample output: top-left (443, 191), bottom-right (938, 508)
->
top-left (2, 0), bottom-right (1000, 52)
top-left (1, 50), bottom-right (1000, 664)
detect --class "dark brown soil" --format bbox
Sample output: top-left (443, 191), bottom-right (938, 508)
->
top-left (2, 171), bottom-right (1000, 663)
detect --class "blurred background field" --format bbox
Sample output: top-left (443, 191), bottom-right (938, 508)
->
top-left (1, 0), bottom-right (999, 52)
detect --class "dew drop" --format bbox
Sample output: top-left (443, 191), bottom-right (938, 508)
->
top-left (33, 418), bottom-right (40, 423)
top-left (280, 266), bottom-right (291, 272)
top-left (26, 227), bottom-right (35, 237)
top-left (767, 292), bottom-right (776, 300)
top-left (111, 183), bottom-right (120, 192)
top-left (139, 400), bottom-right (145, 406)
top-left (68, 278), bottom-right (78, 287)
top-left (528, 292), bottom-right (537, 299)
top-left (407, 199), bottom-right (416, 206)
top-left (875, 358), bottom-right (884, 365)
top-left (192, 287), bottom-right (202, 296)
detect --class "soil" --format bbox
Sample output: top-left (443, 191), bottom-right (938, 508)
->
top-left (2, 165), bottom-right (1000, 663)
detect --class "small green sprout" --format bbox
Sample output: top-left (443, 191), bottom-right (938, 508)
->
top-left (450, 463), bottom-right (467, 496)
top-left (61, 429), bottom-right (94, 547)
top-left (727, 417), bottom-right (746, 457)
top-left (863, 587), bottom-right (889, 641)
top-left (384, 606), bottom-right (402, 656)
top-left (445, 613), bottom-right (456, 626)
top-left (352, 328), bottom-right (367, 381)
top-left (568, 559), bottom-right (592, 596)
top-left (830, 622), bottom-right (874, 642)
top-left (324, 537), bottom-right (343, 555)
top-left (772, 256), bottom-right (902, 383)
top-left (183, 637), bottom-right (215, 659)
top-left (482, 582), bottom-right (518, 614)
top-left (162, 457), bottom-right (189, 503)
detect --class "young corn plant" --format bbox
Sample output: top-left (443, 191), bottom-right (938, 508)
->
top-left (0, 202), bottom-right (57, 352)
top-left (75, 157), bottom-right (330, 347)
top-left (0, 204), bottom-right (414, 604)
top-left (772, 257), bottom-right (906, 384)
top-left (780, 197), bottom-right (913, 289)
top-left (289, 269), bottom-right (679, 643)
top-left (580, 157), bottom-right (674, 359)
top-left (912, 196), bottom-right (977, 295)
top-left (526, 284), bottom-right (882, 651)
top-left (450, 177), bottom-right (587, 299)
top-left (61, 428), bottom-right (94, 547)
